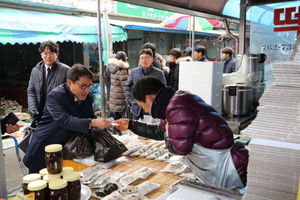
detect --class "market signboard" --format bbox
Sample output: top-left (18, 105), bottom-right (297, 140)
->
top-left (116, 2), bottom-right (174, 20)
top-left (274, 6), bottom-right (300, 35)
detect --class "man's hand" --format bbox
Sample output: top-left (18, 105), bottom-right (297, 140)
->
top-left (114, 119), bottom-right (129, 131)
top-left (6, 124), bottom-right (23, 134)
top-left (91, 118), bottom-right (110, 130)
top-left (29, 109), bottom-right (39, 121)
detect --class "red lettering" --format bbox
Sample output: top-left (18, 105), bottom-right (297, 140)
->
top-left (274, 26), bottom-right (300, 35)
top-left (285, 7), bottom-right (298, 25)
top-left (274, 6), bottom-right (300, 35)
top-left (274, 8), bottom-right (285, 25)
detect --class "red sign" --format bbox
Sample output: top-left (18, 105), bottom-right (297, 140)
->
top-left (274, 6), bottom-right (300, 35)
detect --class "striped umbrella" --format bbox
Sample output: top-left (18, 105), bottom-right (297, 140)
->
top-left (160, 14), bottom-right (223, 32)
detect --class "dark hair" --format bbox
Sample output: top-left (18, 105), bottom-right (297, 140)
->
top-left (141, 42), bottom-right (157, 55)
top-left (194, 45), bottom-right (206, 55)
top-left (67, 63), bottom-right (93, 82)
top-left (184, 47), bottom-right (192, 57)
top-left (169, 48), bottom-right (182, 59)
top-left (222, 47), bottom-right (233, 57)
top-left (39, 40), bottom-right (59, 53)
top-left (139, 48), bottom-right (153, 57)
top-left (116, 51), bottom-right (127, 62)
top-left (132, 76), bottom-right (164, 102)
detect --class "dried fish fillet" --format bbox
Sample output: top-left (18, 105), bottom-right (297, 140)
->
top-left (137, 181), bottom-right (160, 196)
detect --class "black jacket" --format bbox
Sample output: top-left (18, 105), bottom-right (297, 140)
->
top-left (24, 83), bottom-right (96, 173)
top-left (27, 60), bottom-right (69, 120)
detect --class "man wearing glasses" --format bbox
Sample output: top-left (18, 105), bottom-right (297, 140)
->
top-left (27, 40), bottom-right (70, 127)
top-left (125, 48), bottom-right (166, 120)
top-left (24, 64), bottom-right (110, 173)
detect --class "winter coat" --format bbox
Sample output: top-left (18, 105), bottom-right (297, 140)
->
top-left (166, 57), bottom-right (193, 91)
top-left (166, 61), bottom-right (179, 91)
top-left (125, 65), bottom-right (166, 118)
top-left (197, 56), bottom-right (208, 62)
top-left (152, 56), bottom-right (162, 70)
top-left (108, 58), bottom-right (130, 113)
top-left (223, 57), bottom-right (236, 73)
top-left (23, 83), bottom-right (96, 173)
top-left (156, 53), bottom-right (169, 79)
top-left (128, 86), bottom-right (248, 187)
top-left (27, 60), bottom-right (70, 120)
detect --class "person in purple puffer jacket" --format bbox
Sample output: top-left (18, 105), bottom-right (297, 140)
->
top-left (115, 76), bottom-right (249, 189)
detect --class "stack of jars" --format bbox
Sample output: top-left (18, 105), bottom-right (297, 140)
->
top-left (22, 144), bottom-right (81, 200)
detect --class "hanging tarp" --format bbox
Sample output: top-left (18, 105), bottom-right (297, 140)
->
top-left (0, 7), bottom-right (127, 44)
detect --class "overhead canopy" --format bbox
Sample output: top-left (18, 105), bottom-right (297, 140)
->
top-left (110, 19), bottom-right (222, 36)
top-left (0, 7), bottom-right (127, 45)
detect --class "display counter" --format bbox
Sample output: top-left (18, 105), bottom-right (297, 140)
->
top-left (65, 155), bottom-right (183, 200)
top-left (65, 154), bottom-right (243, 200)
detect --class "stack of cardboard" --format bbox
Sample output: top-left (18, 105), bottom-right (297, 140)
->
top-left (242, 36), bottom-right (300, 200)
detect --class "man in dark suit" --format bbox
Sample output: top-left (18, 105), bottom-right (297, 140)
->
top-left (24, 64), bottom-right (110, 173)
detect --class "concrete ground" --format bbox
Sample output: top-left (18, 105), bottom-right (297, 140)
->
top-left (3, 146), bottom-right (27, 197)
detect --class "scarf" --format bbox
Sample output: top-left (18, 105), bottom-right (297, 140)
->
top-left (151, 86), bottom-right (176, 119)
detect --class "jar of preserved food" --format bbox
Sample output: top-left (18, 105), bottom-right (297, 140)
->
top-left (63, 172), bottom-right (81, 200)
top-left (27, 180), bottom-right (48, 200)
top-left (45, 144), bottom-right (63, 174)
top-left (39, 168), bottom-right (49, 176)
top-left (22, 173), bottom-right (41, 195)
top-left (43, 174), bottom-right (61, 184)
top-left (60, 166), bottom-right (74, 178)
top-left (43, 174), bottom-right (60, 199)
top-left (49, 179), bottom-right (68, 200)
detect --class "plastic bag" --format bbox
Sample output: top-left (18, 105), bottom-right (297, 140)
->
top-left (64, 133), bottom-right (94, 159)
top-left (121, 103), bottom-right (133, 119)
top-left (19, 126), bottom-right (34, 153)
top-left (92, 128), bottom-right (127, 162)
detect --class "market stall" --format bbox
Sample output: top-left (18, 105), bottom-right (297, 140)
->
top-left (62, 136), bottom-right (246, 200)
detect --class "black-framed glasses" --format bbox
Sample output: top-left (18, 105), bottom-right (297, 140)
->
top-left (139, 56), bottom-right (152, 60)
top-left (42, 51), bottom-right (55, 56)
top-left (74, 82), bottom-right (93, 90)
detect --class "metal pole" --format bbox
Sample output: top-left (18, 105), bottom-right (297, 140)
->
top-left (0, 125), bottom-right (8, 199)
top-left (97, 0), bottom-right (107, 118)
top-left (239, 0), bottom-right (247, 54)
top-left (191, 16), bottom-right (195, 61)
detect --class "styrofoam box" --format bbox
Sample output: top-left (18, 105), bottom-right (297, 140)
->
top-left (180, 74), bottom-right (222, 86)
top-left (179, 61), bottom-right (223, 75)
top-left (179, 61), bottom-right (223, 114)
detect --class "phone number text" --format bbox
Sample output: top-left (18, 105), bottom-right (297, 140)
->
top-left (262, 44), bottom-right (292, 50)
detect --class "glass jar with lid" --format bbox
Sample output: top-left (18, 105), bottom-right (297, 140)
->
top-left (63, 172), bottom-right (81, 200)
top-left (27, 180), bottom-right (48, 200)
top-left (45, 144), bottom-right (63, 174)
top-left (43, 174), bottom-right (61, 184)
top-left (22, 173), bottom-right (41, 195)
top-left (49, 179), bottom-right (68, 200)
top-left (60, 166), bottom-right (74, 178)
top-left (39, 168), bottom-right (49, 176)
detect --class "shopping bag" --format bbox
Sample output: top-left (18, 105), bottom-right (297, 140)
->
top-left (92, 128), bottom-right (127, 162)
top-left (121, 103), bottom-right (133, 119)
top-left (19, 126), bottom-right (35, 153)
top-left (64, 133), bottom-right (94, 159)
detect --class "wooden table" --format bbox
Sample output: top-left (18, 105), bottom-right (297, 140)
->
top-left (86, 156), bottom-right (183, 199)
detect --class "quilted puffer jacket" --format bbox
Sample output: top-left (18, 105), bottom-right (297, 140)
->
top-left (108, 58), bottom-right (129, 113)
top-left (129, 86), bottom-right (248, 185)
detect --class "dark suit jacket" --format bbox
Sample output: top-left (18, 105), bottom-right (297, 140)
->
top-left (23, 83), bottom-right (96, 173)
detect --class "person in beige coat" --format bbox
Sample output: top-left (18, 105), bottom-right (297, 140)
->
top-left (108, 51), bottom-right (130, 134)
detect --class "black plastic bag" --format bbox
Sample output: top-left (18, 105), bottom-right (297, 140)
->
top-left (92, 128), bottom-right (127, 162)
top-left (121, 103), bottom-right (133, 119)
top-left (19, 126), bottom-right (35, 153)
top-left (64, 133), bottom-right (94, 159)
